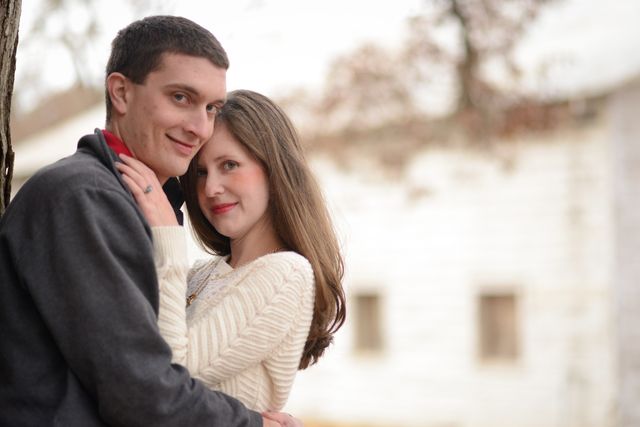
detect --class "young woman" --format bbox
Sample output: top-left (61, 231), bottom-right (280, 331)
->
top-left (117, 89), bottom-right (346, 413)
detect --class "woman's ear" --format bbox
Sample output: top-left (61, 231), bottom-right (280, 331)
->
top-left (106, 72), bottom-right (130, 116)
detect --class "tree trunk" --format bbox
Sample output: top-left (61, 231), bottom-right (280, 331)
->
top-left (0, 0), bottom-right (21, 216)
top-left (449, 0), bottom-right (478, 113)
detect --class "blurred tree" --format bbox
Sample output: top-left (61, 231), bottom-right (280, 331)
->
top-left (1, 0), bottom-right (21, 214)
top-left (316, 43), bottom-right (417, 132)
top-left (315, 0), bottom-right (561, 139)
top-left (421, 0), bottom-right (560, 138)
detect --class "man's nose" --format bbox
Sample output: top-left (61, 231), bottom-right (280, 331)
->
top-left (185, 108), bottom-right (214, 142)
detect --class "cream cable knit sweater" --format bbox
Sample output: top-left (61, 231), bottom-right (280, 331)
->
top-left (151, 226), bottom-right (315, 411)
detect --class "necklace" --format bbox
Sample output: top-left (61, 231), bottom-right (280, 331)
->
top-left (186, 258), bottom-right (233, 307)
top-left (185, 248), bottom-right (284, 307)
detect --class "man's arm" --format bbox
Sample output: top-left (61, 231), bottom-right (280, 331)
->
top-left (18, 173), bottom-right (261, 427)
top-left (263, 412), bottom-right (304, 427)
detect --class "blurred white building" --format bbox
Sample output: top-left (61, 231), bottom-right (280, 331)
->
top-left (10, 77), bottom-right (640, 427)
top-left (286, 79), bottom-right (640, 427)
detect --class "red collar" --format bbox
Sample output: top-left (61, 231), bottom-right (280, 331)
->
top-left (102, 130), bottom-right (133, 157)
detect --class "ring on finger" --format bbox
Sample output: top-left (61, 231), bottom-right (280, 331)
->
top-left (143, 185), bottom-right (153, 194)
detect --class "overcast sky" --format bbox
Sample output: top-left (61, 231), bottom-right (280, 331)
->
top-left (15, 0), bottom-right (640, 107)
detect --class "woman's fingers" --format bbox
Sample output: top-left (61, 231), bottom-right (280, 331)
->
top-left (116, 156), bottom-right (162, 197)
top-left (115, 156), bottom-right (179, 227)
top-left (116, 163), bottom-right (146, 198)
top-left (119, 154), bottom-right (157, 182)
top-left (115, 161), bottom-right (141, 184)
top-left (119, 171), bottom-right (147, 205)
top-left (118, 155), bottom-right (154, 188)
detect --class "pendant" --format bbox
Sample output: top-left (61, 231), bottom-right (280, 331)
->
top-left (186, 294), bottom-right (197, 307)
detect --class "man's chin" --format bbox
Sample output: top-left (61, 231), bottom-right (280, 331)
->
top-left (168, 163), bottom-right (192, 178)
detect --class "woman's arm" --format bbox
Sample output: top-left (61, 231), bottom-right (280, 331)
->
top-left (152, 230), bottom-right (314, 410)
top-left (151, 226), bottom-right (191, 366)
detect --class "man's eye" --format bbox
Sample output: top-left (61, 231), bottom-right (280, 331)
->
top-left (174, 93), bottom-right (187, 103)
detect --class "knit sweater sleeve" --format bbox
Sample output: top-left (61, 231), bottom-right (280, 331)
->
top-left (152, 226), bottom-right (190, 365)
top-left (152, 226), bottom-right (315, 411)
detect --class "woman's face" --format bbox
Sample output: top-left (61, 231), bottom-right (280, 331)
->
top-left (195, 122), bottom-right (271, 242)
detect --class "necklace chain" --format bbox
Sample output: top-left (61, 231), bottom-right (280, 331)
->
top-left (186, 258), bottom-right (232, 307)
top-left (185, 248), bottom-right (284, 307)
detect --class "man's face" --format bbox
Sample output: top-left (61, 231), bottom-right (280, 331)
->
top-left (117, 53), bottom-right (227, 183)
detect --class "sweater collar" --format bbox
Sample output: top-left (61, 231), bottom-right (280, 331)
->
top-left (102, 130), bottom-right (132, 157)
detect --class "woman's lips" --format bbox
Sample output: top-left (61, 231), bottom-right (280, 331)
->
top-left (211, 203), bottom-right (236, 215)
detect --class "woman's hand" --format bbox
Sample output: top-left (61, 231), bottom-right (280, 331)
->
top-left (116, 154), bottom-right (179, 227)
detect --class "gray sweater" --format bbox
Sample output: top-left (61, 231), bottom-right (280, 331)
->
top-left (0, 130), bottom-right (262, 427)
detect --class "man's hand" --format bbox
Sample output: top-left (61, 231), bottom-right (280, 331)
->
top-left (262, 411), bottom-right (303, 427)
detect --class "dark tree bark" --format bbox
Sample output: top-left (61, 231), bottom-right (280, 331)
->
top-left (0, 0), bottom-right (21, 216)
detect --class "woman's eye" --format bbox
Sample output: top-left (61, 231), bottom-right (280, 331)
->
top-left (223, 161), bottom-right (238, 171)
top-left (195, 168), bottom-right (207, 177)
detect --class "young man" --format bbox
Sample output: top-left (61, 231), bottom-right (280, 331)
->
top-left (0, 16), bottom-right (299, 427)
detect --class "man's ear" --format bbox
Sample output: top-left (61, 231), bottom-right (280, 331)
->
top-left (106, 72), bottom-right (130, 116)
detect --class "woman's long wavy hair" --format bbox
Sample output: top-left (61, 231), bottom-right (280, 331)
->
top-left (180, 89), bottom-right (346, 369)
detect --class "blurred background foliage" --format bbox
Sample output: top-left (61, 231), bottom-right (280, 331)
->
top-left (12, 0), bottom-right (575, 156)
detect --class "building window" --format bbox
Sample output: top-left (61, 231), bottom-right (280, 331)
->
top-left (353, 292), bottom-right (383, 353)
top-left (478, 292), bottom-right (519, 362)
